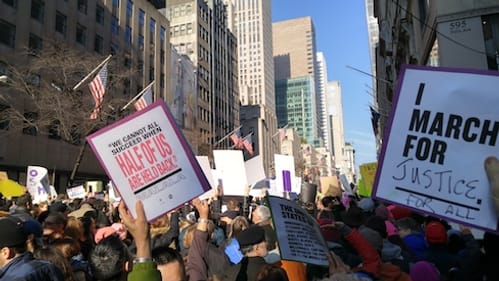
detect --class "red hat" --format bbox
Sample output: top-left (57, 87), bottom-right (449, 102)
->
top-left (425, 221), bottom-right (447, 244)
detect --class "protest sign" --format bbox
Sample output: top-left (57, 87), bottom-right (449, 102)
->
top-left (196, 156), bottom-right (216, 200)
top-left (339, 174), bottom-right (352, 194)
top-left (67, 185), bottom-right (86, 199)
top-left (27, 166), bottom-right (51, 203)
top-left (87, 100), bottom-right (210, 221)
top-left (245, 154), bottom-right (266, 187)
top-left (274, 154), bottom-right (298, 195)
top-left (266, 196), bottom-right (329, 266)
top-left (373, 65), bottom-right (499, 232)
top-left (319, 176), bottom-right (341, 197)
top-left (359, 162), bottom-right (377, 196)
top-left (213, 150), bottom-right (248, 196)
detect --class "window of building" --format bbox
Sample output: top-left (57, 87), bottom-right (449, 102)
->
top-left (77, 0), bottom-right (87, 14)
top-left (3, 0), bottom-right (16, 8)
top-left (186, 23), bottom-right (192, 34)
top-left (96, 5), bottom-right (104, 25)
top-left (149, 18), bottom-right (156, 43)
top-left (138, 9), bottom-right (145, 34)
top-left (111, 16), bottom-right (119, 35)
top-left (31, 0), bottom-right (44, 22)
top-left (48, 120), bottom-right (61, 139)
top-left (112, 0), bottom-right (119, 16)
top-left (138, 34), bottom-right (144, 50)
top-left (94, 34), bottom-right (103, 53)
top-left (55, 11), bottom-right (67, 35)
top-left (160, 26), bottom-right (165, 47)
top-left (0, 20), bottom-right (16, 48)
top-left (28, 33), bottom-right (43, 51)
top-left (126, 0), bottom-right (133, 26)
top-left (76, 23), bottom-right (86, 45)
top-left (125, 26), bottom-right (132, 46)
top-left (22, 112), bottom-right (38, 136)
top-left (124, 54), bottom-right (131, 68)
top-left (149, 66), bottom-right (154, 82)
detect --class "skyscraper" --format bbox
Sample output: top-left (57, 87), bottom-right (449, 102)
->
top-left (273, 17), bottom-right (321, 146)
top-left (316, 52), bottom-right (329, 149)
top-left (327, 81), bottom-right (346, 173)
top-left (225, 0), bottom-right (277, 175)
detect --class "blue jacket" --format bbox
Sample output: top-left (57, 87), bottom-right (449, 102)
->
top-left (0, 252), bottom-right (64, 281)
top-left (403, 232), bottom-right (428, 259)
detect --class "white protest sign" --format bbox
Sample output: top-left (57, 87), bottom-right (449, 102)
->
top-left (196, 156), bottom-right (215, 200)
top-left (87, 100), bottom-right (210, 221)
top-left (26, 166), bottom-right (51, 203)
top-left (373, 65), bottom-right (499, 232)
top-left (67, 185), bottom-right (87, 199)
top-left (245, 154), bottom-right (266, 187)
top-left (267, 196), bottom-right (329, 266)
top-left (274, 154), bottom-right (298, 195)
top-left (213, 150), bottom-right (247, 196)
top-left (339, 174), bottom-right (352, 193)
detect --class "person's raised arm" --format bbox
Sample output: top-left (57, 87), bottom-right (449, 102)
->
top-left (119, 200), bottom-right (161, 281)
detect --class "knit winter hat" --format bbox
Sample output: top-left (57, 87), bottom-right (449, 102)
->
top-left (425, 221), bottom-right (447, 244)
top-left (410, 261), bottom-right (440, 281)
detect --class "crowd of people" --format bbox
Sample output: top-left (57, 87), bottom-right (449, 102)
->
top-left (0, 156), bottom-right (498, 281)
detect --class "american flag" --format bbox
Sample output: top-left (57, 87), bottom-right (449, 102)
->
top-left (230, 132), bottom-right (242, 148)
top-left (89, 63), bottom-right (108, 119)
top-left (242, 133), bottom-right (253, 155)
top-left (134, 85), bottom-right (153, 111)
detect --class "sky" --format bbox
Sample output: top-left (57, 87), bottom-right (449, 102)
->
top-left (272, 1), bottom-right (377, 170)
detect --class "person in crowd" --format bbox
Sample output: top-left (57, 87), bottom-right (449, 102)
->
top-left (9, 193), bottom-right (34, 222)
top-left (34, 246), bottom-right (75, 281)
top-left (151, 246), bottom-right (186, 281)
top-left (256, 264), bottom-right (289, 281)
top-left (395, 217), bottom-right (427, 259)
top-left (42, 212), bottom-right (67, 245)
top-left (150, 211), bottom-right (180, 250)
top-left (225, 225), bottom-right (269, 281)
top-left (317, 196), bottom-right (337, 220)
top-left (220, 199), bottom-right (241, 226)
top-left (51, 237), bottom-right (90, 281)
top-left (0, 216), bottom-right (64, 280)
top-left (251, 205), bottom-right (277, 251)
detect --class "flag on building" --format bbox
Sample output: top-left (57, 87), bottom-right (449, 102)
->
top-left (230, 131), bottom-right (243, 149)
top-left (242, 133), bottom-right (254, 155)
top-left (89, 63), bottom-right (109, 119)
top-left (134, 83), bottom-right (154, 111)
top-left (370, 106), bottom-right (381, 136)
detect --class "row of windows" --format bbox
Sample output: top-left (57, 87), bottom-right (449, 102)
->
top-left (169, 4), bottom-right (193, 18)
top-left (171, 23), bottom-right (193, 37)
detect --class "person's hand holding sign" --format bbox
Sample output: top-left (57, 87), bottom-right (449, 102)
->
top-left (485, 156), bottom-right (499, 214)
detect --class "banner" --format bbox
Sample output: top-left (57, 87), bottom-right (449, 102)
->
top-left (373, 65), bottom-right (499, 232)
top-left (267, 196), bottom-right (329, 266)
top-left (87, 100), bottom-right (210, 221)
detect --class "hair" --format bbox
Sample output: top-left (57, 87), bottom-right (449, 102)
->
top-left (321, 196), bottom-right (335, 208)
top-left (51, 237), bottom-right (81, 260)
top-left (228, 216), bottom-right (249, 238)
top-left (240, 244), bottom-right (256, 256)
top-left (396, 217), bottom-right (421, 233)
top-left (65, 217), bottom-right (84, 241)
top-left (89, 235), bottom-right (131, 281)
top-left (256, 264), bottom-right (289, 281)
top-left (152, 246), bottom-right (186, 277)
top-left (253, 205), bottom-right (271, 221)
top-left (34, 246), bottom-right (75, 281)
top-left (151, 214), bottom-right (171, 238)
top-left (182, 223), bottom-right (197, 249)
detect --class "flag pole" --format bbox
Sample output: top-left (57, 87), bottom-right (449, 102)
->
top-left (121, 81), bottom-right (155, 111)
top-left (72, 55), bottom-right (112, 91)
top-left (214, 125), bottom-right (242, 147)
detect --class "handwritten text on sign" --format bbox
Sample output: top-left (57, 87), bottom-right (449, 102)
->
top-left (373, 66), bottom-right (499, 232)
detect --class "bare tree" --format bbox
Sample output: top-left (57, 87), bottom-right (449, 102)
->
top-left (0, 40), bottom-right (136, 144)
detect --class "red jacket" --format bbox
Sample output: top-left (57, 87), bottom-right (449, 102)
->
top-left (344, 228), bottom-right (382, 277)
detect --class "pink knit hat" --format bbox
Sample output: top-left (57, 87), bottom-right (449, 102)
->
top-left (385, 220), bottom-right (398, 237)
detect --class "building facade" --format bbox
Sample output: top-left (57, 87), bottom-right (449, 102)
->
top-left (316, 52), bottom-right (329, 150)
top-left (166, 0), bottom-right (239, 155)
top-left (225, 0), bottom-right (277, 176)
top-left (373, 0), bottom-right (499, 142)
top-left (0, 0), bottom-right (171, 189)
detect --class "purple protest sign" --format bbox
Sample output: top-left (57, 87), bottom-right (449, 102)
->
top-left (282, 170), bottom-right (291, 192)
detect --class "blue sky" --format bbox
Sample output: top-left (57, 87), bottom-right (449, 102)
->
top-left (272, 1), bottom-right (377, 170)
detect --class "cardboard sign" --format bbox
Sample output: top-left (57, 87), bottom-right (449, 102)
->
top-left (359, 162), bottom-right (377, 197)
top-left (67, 185), bottom-right (87, 199)
top-left (373, 65), bottom-right (499, 232)
top-left (87, 100), bottom-right (210, 221)
top-left (319, 176), bottom-right (341, 197)
top-left (266, 196), bottom-right (329, 266)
